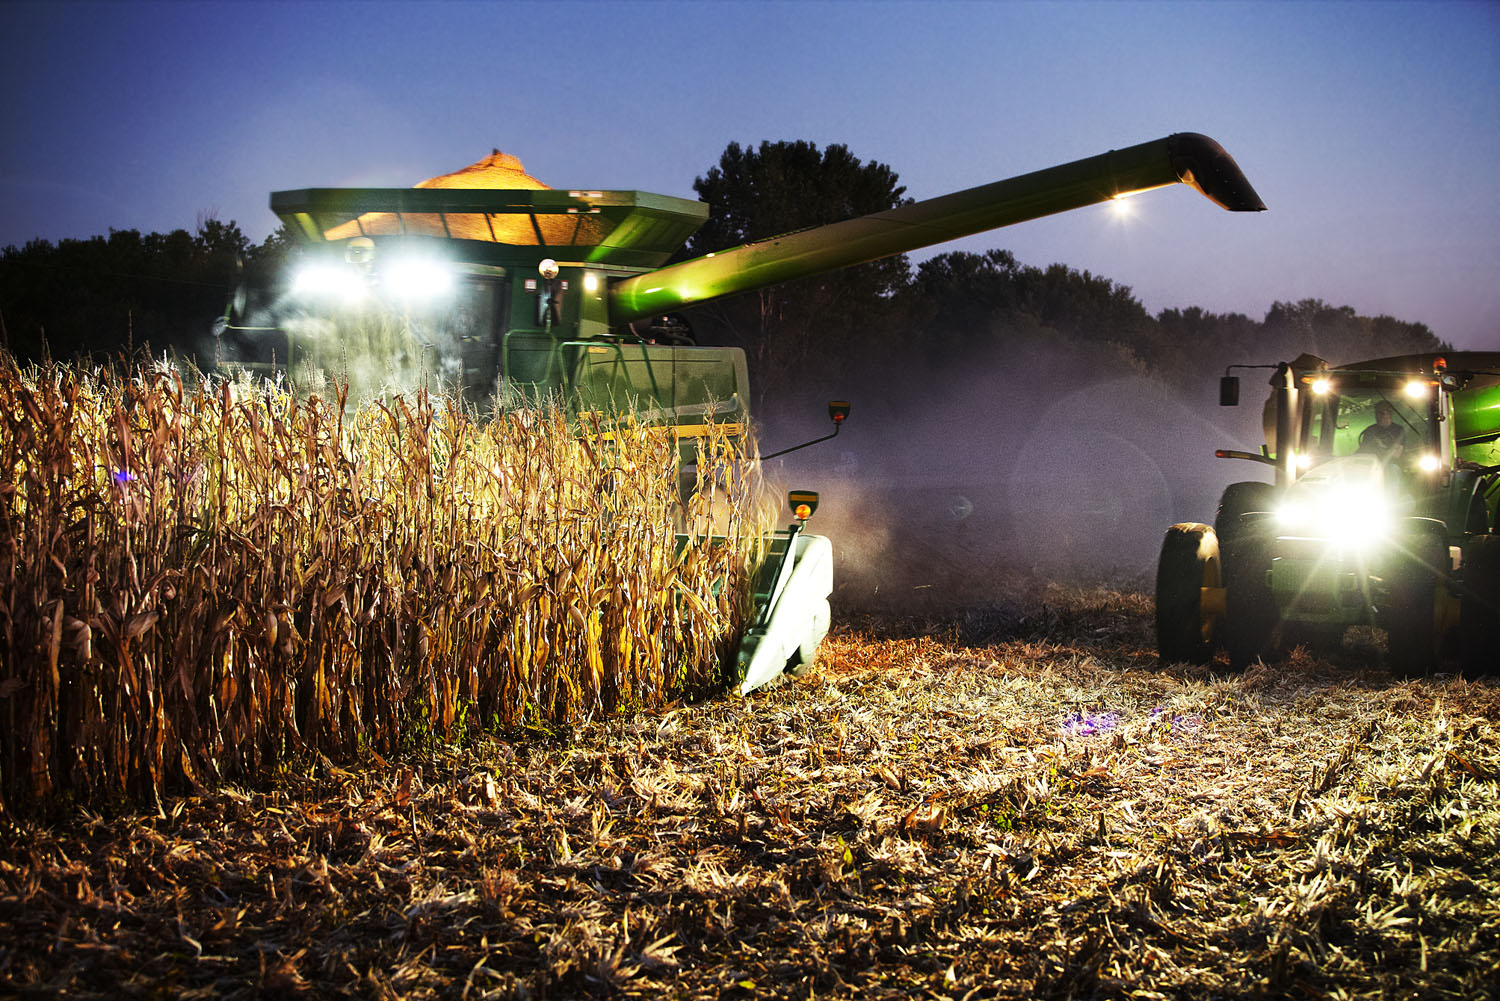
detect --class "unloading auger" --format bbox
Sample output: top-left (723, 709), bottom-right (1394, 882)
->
top-left (259, 133), bottom-right (1264, 692)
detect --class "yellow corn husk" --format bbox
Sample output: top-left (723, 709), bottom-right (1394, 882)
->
top-left (0, 352), bottom-right (769, 815)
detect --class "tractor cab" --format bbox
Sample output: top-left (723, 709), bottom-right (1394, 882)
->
top-left (1294, 368), bottom-right (1452, 523)
top-left (1301, 372), bottom-right (1445, 470)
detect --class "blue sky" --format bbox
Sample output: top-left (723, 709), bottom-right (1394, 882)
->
top-left (2, 0), bottom-right (1497, 349)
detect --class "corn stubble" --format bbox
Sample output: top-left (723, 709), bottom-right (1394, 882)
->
top-left (0, 357), bottom-right (764, 815)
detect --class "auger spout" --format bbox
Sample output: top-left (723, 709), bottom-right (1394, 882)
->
top-left (608, 132), bottom-right (1264, 324)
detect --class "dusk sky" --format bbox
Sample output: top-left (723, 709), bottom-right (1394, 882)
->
top-left (2, 0), bottom-right (1497, 350)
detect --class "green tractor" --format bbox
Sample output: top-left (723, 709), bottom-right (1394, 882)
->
top-left (227, 134), bottom-right (1266, 692)
top-left (1156, 352), bottom-right (1500, 674)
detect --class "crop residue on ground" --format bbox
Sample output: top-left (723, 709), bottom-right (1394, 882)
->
top-left (2, 586), bottom-right (1497, 999)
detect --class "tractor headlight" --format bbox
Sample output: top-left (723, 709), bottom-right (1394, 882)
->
top-left (291, 262), bottom-right (366, 303)
top-left (1276, 485), bottom-right (1393, 550)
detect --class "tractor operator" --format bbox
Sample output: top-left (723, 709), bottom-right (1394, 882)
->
top-left (1358, 400), bottom-right (1406, 462)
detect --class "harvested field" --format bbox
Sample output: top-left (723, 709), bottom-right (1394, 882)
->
top-left (3, 584), bottom-right (1497, 1000)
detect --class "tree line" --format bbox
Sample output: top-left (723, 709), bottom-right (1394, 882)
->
top-left (0, 140), bottom-right (1446, 403)
top-left (0, 218), bottom-right (288, 368)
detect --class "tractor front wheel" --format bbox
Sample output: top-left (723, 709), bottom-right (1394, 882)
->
top-left (1460, 534), bottom-right (1500, 677)
top-left (1155, 523), bottom-right (1222, 665)
top-left (1384, 523), bottom-right (1449, 677)
top-left (1216, 482), bottom-right (1279, 671)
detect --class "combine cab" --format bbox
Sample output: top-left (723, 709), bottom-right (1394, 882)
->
top-left (237, 135), bottom-right (1265, 692)
top-left (1155, 352), bottom-right (1500, 674)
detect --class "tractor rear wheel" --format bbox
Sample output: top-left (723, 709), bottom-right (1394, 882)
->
top-left (1460, 534), bottom-right (1500, 677)
top-left (1384, 522), bottom-right (1449, 677)
top-left (1155, 523), bottom-right (1222, 665)
top-left (1216, 482), bottom-right (1278, 670)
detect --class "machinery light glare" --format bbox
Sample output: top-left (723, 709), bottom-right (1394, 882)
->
top-left (1275, 483), bottom-right (1393, 551)
top-left (1418, 453), bottom-right (1442, 473)
top-left (1310, 377), bottom-right (1331, 395)
top-left (1403, 380), bottom-right (1430, 400)
top-left (1275, 500), bottom-right (1310, 527)
top-left (583, 273), bottom-right (599, 292)
top-left (383, 257), bottom-right (454, 301)
top-left (291, 262), bottom-right (366, 303)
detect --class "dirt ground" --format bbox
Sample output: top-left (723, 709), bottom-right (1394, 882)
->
top-left (2, 584), bottom-right (1498, 1000)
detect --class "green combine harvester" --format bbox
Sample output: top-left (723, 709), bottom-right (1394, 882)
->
top-left (1156, 352), bottom-right (1500, 674)
top-left (250, 133), bottom-right (1266, 693)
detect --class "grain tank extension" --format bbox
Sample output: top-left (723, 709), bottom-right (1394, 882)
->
top-left (263, 133), bottom-right (1264, 692)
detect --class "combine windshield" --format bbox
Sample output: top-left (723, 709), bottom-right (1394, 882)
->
top-left (262, 273), bottom-right (506, 408)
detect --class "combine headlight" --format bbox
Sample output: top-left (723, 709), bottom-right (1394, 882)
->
top-left (382, 257), bottom-right (455, 301)
top-left (1417, 453), bottom-right (1443, 473)
top-left (291, 262), bottom-right (366, 303)
top-left (1310, 377), bottom-right (1331, 395)
top-left (1403, 379), bottom-right (1430, 400)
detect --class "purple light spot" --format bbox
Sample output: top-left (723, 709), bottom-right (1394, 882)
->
top-left (1150, 707), bottom-right (1204, 735)
top-left (113, 469), bottom-right (137, 484)
top-left (1173, 714), bottom-right (1203, 733)
top-left (1061, 712), bottom-right (1120, 738)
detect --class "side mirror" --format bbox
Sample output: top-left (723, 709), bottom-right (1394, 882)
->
top-left (1220, 376), bottom-right (1240, 407)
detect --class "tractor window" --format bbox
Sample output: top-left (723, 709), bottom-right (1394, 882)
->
top-left (1319, 390), bottom-right (1430, 460)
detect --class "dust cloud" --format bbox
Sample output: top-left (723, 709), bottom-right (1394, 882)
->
top-left (218, 293), bottom-right (1279, 613)
top-left (214, 291), bottom-right (488, 410)
top-left (757, 339), bottom-right (1271, 611)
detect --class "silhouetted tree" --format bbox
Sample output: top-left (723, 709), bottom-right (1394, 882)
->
top-left (903, 249), bottom-right (1155, 371)
top-left (679, 140), bottom-right (913, 410)
top-left (1260, 298), bottom-right (1444, 365)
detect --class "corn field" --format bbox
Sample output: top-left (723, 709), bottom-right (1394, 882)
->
top-left (0, 355), bottom-right (766, 816)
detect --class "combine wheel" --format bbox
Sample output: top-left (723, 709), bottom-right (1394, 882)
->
top-left (1384, 522), bottom-right (1448, 677)
top-left (1215, 482), bottom-right (1278, 670)
top-left (1460, 534), bottom-right (1500, 676)
top-left (1155, 523), bottom-right (1222, 665)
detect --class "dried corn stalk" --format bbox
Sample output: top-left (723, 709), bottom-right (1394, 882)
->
top-left (0, 356), bottom-right (765, 815)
